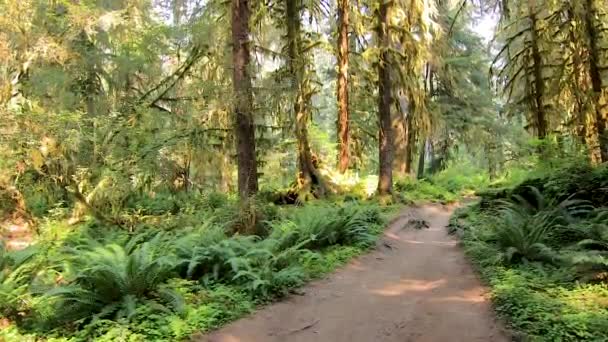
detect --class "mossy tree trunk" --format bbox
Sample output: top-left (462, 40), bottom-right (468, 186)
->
top-left (336, 0), bottom-right (350, 174)
top-left (231, 0), bottom-right (258, 199)
top-left (584, 0), bottom-right (607, 164)
top-left (376, 0), bottom-right (394, 196)
top-left (417, 138), bottom-right (426, 180)
top-left (286, 0), bottom-right (327, 197)
top-left (528, 0), bottom-right (548, 143)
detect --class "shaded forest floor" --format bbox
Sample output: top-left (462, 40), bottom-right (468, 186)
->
top-left (200, 204), bottom-right (509, 342)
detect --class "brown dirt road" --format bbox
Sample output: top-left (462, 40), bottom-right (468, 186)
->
top-left (199, 204), bottom-right (509, 342)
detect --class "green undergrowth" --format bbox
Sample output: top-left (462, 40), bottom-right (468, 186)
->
top-left (1, 197), bottom-right (394, 342)
top-left (391, 161), bottom-right (492, 204)
top-left (451, 163), bottom-right (608, 341)
top-left (395, 177), bottom-right (460, 203)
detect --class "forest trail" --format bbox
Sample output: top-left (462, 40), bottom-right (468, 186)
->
top-left (199, 204), bottom-right (509, 342)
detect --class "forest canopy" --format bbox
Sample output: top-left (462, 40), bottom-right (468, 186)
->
top-left (0, 0), bottom-right (521, 208)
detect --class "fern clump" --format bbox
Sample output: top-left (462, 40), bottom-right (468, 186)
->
top-left (569, 252), bottom-right (608, 282)
top-left (271, 203), bottom-right (379, 251)
top-left (1, 198), bottom-right (386, 340)
top-left (46, 236), bottom-right (180, 323)
top-left (175, 234), bottom-right (309, 298)
top-left (459, 170), bottom-right (608, 341)
top-left (0, 243), bottom-right (39, 322)
top-left (490, 187), bottom-right (592, 264)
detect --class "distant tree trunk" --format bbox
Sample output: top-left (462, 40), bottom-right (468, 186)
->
top-left (393, 90), bottom-right (407, 175)
top-left (566, 7), bottom-right (587, 146)
top-left (220, 152), bottom-right (232, 193)
top-left (376, 0), bottom-right (393, 195)
top-left (404, 94), bottom-right (416, 175)
top-left (336, 0), bottom-right (350, 174)
top-left (404, 114), bottom-right (415, 174)
top-left (427, 140), bottom-right (436, 173)
top-left (74, 30), bottom-right (101, 167)
top-left (584, 0), bottom-right (607, 164)
top-left (429, 138), bottom-right (449, 174)
top-left (286, 0), bottom-right (326, 197)
top-left (417, 138), bottom-right (427, 179)
top-left (528, 0), bottom-right (548, 142)
top-left (231, 0), bottom-right (258, 199)
top-left (485, 143), bottom-right (497, 180)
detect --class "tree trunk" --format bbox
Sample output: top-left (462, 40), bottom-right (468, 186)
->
top-left (417, 138), bottom-right (426, 180)
top-left (485, 143), bottom-right (497, 180)
top-left (393, 91), bottom-right (407, 175)
top-left (376, 0), bottom-right (393, 195)
top-left (231, 0), bottom-right (258, 199)
top-left (528, 0), bottom-right (548, 141)
top-left (336, 0), bottom-right (350, 174)
top-left (220, 152), bottom-right (232, 193)
top-left (404, 93), bottom-right (415, 175)
top-left (566, 7), bottom-right (588, 146)
top-left (429, 138), bottom-right (449, 174)
top-left (286, 0), bottom-right (325, 197)
top-left (584, 0), bottom-right (607, 164)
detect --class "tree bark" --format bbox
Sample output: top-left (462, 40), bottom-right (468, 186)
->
top-left (286, 0), bottom-right (325, 196)
top-left (376, 0), bottom-right (393, 195)
top-left (393, 91), bottom-right (406, 174)
top-left (417, 138), bottom-right (426, 179)
top-left (404, 97), bottom-right (415, 175)
top-left (528, 0), bottom-right (548, 141)
top-left (566, 6), bottom-right (588, 146)
top-left (231, 0), bottom-right (258, 199)
top-left (584, 0), bottom-right (607, 164)
top-left (485, 143), bottom-right (497, 180)
top-left (336, 0), bottom-right (350, 174)
top-left (429, 138), bottom-right (449, 174)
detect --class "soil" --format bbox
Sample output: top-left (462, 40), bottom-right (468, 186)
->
top-left (1, 217), bottom-right (33, 250)
top-left (198, 204), bottom-right (509, 342)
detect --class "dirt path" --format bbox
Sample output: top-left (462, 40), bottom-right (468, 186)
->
top-left (199, 204), bottom-right (509, 342)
